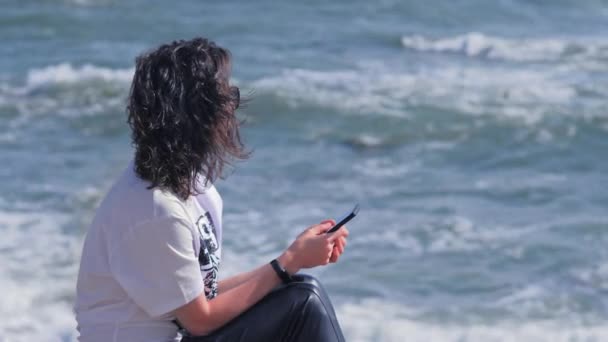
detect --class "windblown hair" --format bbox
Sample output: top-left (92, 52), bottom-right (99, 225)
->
top-left (127, 38), bottom-right (248, 200)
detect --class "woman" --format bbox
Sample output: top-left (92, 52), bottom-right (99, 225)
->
top-left (74, 37), bottom-right (349, 342)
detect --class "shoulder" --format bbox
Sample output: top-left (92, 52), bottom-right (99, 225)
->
top-left (194, 176), bottom-right (222, 207)
top-left (93, 163), bottom-right (194, 235)
top-left (151, 188), bottom-right (192, 222)
top-left (109, 190), bottom-right (197, 258)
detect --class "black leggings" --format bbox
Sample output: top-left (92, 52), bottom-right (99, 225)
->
top-left (181, 274), bottom-right (346, 342)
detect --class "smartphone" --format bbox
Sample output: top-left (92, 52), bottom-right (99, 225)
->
top-left (326, 204), bottom-right (360, 234)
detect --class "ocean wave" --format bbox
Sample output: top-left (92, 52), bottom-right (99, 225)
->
top-left (0, 211), bottom-right (79, 342)
top-left (346, 212), bottom-right (537, 259)
top-left (0, 63), bottom-right (132, 120)
top-left (342, 134), bottom-right (394, 150)
top-left (338, 298), bottom-right (608, 342)
top-left (571, 261), bottom-right (608, 291)
top-left (251, 64), bottom-right (584, 124)
top-left (25, 63), bottom-right (133, 90)
top-left (401, 32), bottom-right (608, 63)
top-left (352, 157), bottom-right (417, 178)
top-left (422, 216), bottom-right (538, 255)
top-left (3, 61), bottom-right (602, 127)
top-left (65, 0), bottom-right (115, 6)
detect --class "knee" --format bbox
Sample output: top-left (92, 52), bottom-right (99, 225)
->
top-left (279, 276), bottom-right (340, 319)
top-left (290, 273), bottom-right (323, 289)
top-left (283, 285), bottom-right (329, 318)
top-left (287, 274), bottom-right (331, 301)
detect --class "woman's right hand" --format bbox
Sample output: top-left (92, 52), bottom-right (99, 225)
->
top-left (278, 221), bottom-right (350, 275)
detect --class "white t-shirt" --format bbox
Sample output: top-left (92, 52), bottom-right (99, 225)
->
top-left (74, 162), bottom-right (223, 342)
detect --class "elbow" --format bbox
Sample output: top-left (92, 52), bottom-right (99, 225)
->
top-left (183, 307), bottom-right (214, 337)
top-left (174, 295), bottom-right (215, 337)
top-left (186, 324), bottom-right (213, 337)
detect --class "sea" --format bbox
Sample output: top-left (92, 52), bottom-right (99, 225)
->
top-left (1, 0), bottom-right (607, 341)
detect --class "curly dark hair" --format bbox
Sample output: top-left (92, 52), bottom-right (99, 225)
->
top-left (127, 37), bottom-right (249, 200)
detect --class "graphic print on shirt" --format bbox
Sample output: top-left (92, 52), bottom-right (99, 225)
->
top-left (195, 212), bottom-right (220, 299)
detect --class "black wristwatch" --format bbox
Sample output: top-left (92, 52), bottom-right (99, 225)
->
top-left (270, 259), bottom-right (293, 284)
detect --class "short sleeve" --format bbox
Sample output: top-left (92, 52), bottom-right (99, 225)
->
top-left (109, 216), bottom-right (204, 317)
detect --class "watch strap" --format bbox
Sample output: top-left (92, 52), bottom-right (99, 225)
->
top-left (270, 259), bottom-right (292, 284)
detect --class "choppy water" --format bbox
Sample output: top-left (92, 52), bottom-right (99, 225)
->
top-left (1, 1), bottom-right (608, 341)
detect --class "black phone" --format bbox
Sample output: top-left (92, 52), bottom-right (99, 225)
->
top-left (326, 204), bottom-right (360, 234)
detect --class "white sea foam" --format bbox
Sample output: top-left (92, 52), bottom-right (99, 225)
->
top-left (67, 0), bottom-right (113, 6)
top-left (0, 205), bottom-right (598, 342)
top-left (424, 216), bottom-right (533, 254)
top-left (252, 63), bottom-right (581, 123)
top-left (25, 63), bottom-right (133, 89)
top-left (0, 211), bottom-right (80, 342)
top-left (349, 134), bottom-right (385, 148)
top-left (1, 61), bottom-right (600, 126)
top-left (401, 32), bottom-right (607, 62)
top-left (0, 63), bottom-right (132, 120)
top-left (346, 214), bottom-right (535, 258)
top-left (338, 298), bottom-right (608, 342)
top-left (352, 157), bottom-right (416, 178)
top-left (488, 282), bottom-right (579, 319)
top-left (253, 68), bottom-right (406, 115)
top-left (571, 261), bottom-right (608, 291)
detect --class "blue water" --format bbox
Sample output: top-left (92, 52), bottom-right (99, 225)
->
top-left (1, 1), bottom-right (608, 341)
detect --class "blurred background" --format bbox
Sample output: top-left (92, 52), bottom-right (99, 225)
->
top-left (1, 0), bottom-right (608, 341)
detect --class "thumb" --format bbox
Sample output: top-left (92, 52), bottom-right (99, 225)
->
top-left (308, 221), bottom-right (333, 235)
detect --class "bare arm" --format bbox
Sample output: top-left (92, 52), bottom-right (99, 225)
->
top-left (217, 268), bottom-right (260, 294)
top-left (174, 222), bottom-right (349, 336)
top-left (175, 252), bottom-right (294, 336)
top-left (218, 219), bottom-right (344, 293)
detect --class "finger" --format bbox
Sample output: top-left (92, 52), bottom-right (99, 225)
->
top-left (329, 248), bottom-right (337, 261)
top-left (341, 227), bottom-right (350, 238)
top-left (308, 222), bottom-right (333, 235)
top-left (320, 219), bottom-right (336, 226)
top-left (333, 237), bottom-right (344, 254)
top-left (327, 226), bottom-right (349, 242)
top-left (337, 239), bottom-right (345, 254)
top-left (314, 219), bottom-right (336, 236)
top-left (329, 247), bottom-right (336, 262)
top-left (326, 241), bottom-right (334, 255)
top-left (333, 242), bottom-right (342, 251)
top-left (335, 243), bottom-right (344, 257)
top-left (330, 251), bottom-right (340, 263)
